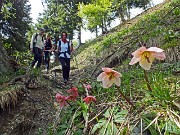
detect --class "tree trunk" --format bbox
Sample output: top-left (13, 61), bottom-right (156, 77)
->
top-left (101, 21), bottom-right (104, 34)
top-left (95, 26), bottom-right (98, 37)
top-left (78, 25), bottom-right (81, 46)
top-left (119, 7), bottom-right (126, 22)
top-left (127, 5), bottom-right (131, 20)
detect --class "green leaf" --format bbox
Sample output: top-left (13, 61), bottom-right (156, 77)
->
top-left (99, 127), bottom-right (107, 135)
top-left (114, 110), bottom-right (128, 124)
top-left (165, 120), bottom-right (180, 134)
top-left (74, 110), bottom-right (82, 119)
top-left (82, 111), bottom-right (87, 120)
top-left (57, 130), bottom-right (66, 135)
top-left (74, 130), bottom-right (83, 135)
top-left (112, 123), bottom-right (118, 135)
top-left (91, 119), bottom-right (107, 134)
top-left (104, 109), bottom-right (110, 118)
top-left (77, 100), bottom-right (88, 112)
top-left (58, 124), bottom-right (68, 129)
top-left (143, 118), bottom-right (159, 135)
top-left (120, 127), bottom-right (129, 135)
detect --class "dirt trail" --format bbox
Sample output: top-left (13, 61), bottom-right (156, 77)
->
top-left (0, 86), bottom-right (55, 135)
top-left (0, 65), bottom-right (80, 135)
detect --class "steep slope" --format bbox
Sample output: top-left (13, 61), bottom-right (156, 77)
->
top-left (74, 0), bottom-right (180, 77)
top-left (62, 1), bottom-right (180, 134)
top-left (0, 0), bottom-right (179, 134)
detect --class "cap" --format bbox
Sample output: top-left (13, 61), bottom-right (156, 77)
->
top-left (39, 28), bottom-right (45, 32)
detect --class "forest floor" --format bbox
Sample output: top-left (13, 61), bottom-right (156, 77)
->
top-left (0, 64), bottom-right (80, 135)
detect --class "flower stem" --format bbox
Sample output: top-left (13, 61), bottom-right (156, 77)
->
top-left (82, 83), bottom-right (90, 135)
top-left (66, 100), bottom-right (72, 107)
top-left (116, 86), bottom-right (135, 108)
top-left (143, 70), bottom-right (152, 92)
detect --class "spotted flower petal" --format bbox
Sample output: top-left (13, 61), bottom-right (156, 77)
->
top-left (129, 46), bottom-right (166, 70)
top-left (83, 96), bottom-right (96, 104)
top-left (67, 87), bottom-right (78, 97)
top-left (55, 93), bottom-right (67, 108)
top-left (97, 67), bottom-right (122, 88)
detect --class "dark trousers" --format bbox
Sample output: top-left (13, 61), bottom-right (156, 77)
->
top-left (44, 51), bottom-right (50, 70)
top-left (31, 47), bottom-right (43, 68)
top-left (59, 57), bottom-right (70, 80)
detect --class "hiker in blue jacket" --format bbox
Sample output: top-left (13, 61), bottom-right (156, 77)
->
top-left (56, 32), bottom-right (73, 83)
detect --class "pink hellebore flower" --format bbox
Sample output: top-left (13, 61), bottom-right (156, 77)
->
top-left (67, 87), bottom-right (79, 97)
top-left (97, 67), bottom-right (122, 88)
top-left (83, 96), bottom-right (96, 104)
top-left (66, 95), bottom-right (77, 101)
top-left (129, 46), bottom-right (166, 70)
top-left (83, 84), bottom-right (92, 90)
top-left (56, 93), bottom-right (67, 108)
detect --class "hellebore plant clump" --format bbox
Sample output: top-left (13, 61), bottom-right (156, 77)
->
top-left (55, 46), bottom-right (166, 108)
top-left (56, 85), bottom-right (96, 108)
top-left (54, 45), bottom-right (171, 134)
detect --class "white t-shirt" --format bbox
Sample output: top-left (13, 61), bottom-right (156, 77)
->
top-left (30, 33), bottom-right (44, 49)
top-left (58, 40), bottom-right (71, 58)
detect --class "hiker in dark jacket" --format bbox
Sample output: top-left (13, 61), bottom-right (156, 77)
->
top-left (56, 32), bottom-right (73, 83)
top-left (30, 29), bottom-right (45, 68)
top-left (44, 34), bottom-right (53, 71)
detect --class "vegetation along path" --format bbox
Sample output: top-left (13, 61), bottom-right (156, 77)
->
top-left (0, 0), bottom-right (180, 135)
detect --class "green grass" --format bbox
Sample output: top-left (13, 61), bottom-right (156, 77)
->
top-left (74, 0), bottom-right (180, 72)
top-left (62, 1), bottom-right (180, 133)
top-left (48, 61), bottom-right (180, 135)
top-left (9, 0), bottom-right (179, 134)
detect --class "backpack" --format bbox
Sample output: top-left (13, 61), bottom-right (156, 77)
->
top-left (29, 33), bottom-right (44, 49)
top-left (44, 38), bottom-right (52, 50)
top-left (58, 40), bottom-right (71, 56)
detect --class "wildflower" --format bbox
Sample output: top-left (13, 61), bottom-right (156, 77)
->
top-left (97, 67), bottom-right (122, 88)
top-left (56, 93), bottom-right (67, 108)
top-left (66, 95), bottom-right (77, 101)
top-left (83, 96), bottom-right (96, 104)
top-left (67, 87), bottom-right (78, 97)
top-left (129, 46), bottom-right (166, 70)
top-left (83, 84), bottom-right (92, 90)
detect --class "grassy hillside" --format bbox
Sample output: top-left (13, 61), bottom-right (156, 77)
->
top-left (58, 0), bottom-right (180, 134)
top-left (74, 0), bottom-right (180, 77)
top-left (0, 0), bottom-right (179, 134)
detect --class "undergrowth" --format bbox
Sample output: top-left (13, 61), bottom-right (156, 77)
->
top-left (45, 61), bottom-right (180, 135)
top-left (0, 68), bottom-right (46, 111)
top-left (48, 1), bottom-right (180, 134)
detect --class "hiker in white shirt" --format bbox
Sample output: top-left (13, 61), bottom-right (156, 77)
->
top-left (56, 32), bottom-right (73, 83)
top-left (30, 29), bottom-right (45, 68)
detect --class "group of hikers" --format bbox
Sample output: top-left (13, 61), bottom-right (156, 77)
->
top-left (29, 28), bottom-right (73, 84)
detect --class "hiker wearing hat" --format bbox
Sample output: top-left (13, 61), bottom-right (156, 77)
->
top-left (30, 29), bottom-right (45, 68)
top-left (56, 31), bottom-right (73, 83)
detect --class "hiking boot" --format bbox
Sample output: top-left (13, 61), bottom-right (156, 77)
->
top-left (64, 79), bottom-right (68, 84)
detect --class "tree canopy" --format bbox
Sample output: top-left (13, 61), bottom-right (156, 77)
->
top-left (38, 0), bottom-right (152, 42)
top-left (0, 0), bottom-right (32, 55)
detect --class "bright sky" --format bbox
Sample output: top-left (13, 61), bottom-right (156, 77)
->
top-left (29, 0), bottom-right (164, 43)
